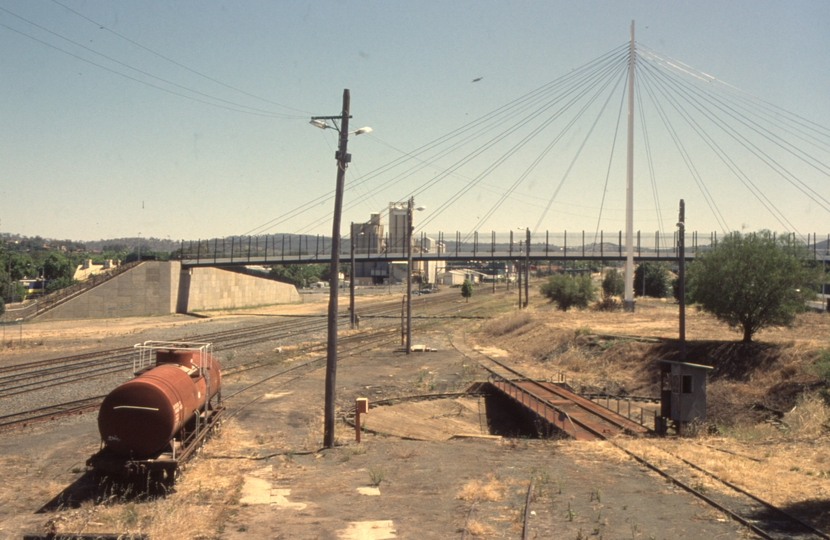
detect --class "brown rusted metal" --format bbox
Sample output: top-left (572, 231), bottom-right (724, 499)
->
top-left (97, 351), bottom-right (221, 458)
top-left (490, 379), bottom-right (650, 440)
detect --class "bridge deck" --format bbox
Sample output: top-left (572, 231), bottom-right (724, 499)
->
top-left (491, 380), bottom-right (651, 440)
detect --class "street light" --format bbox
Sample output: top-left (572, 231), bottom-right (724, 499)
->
top-left (311, 90), bottom-right (372, 449)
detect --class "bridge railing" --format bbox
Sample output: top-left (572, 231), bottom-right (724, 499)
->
top-left (178, 231), bottom-right (830, 264)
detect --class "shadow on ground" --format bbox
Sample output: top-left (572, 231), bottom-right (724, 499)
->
top-left (36, 472), bottom-right (171, 513)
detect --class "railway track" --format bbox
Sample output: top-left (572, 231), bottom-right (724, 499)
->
top-left (452, 338), bottom-right (829, 540)
top-left (0, 290), bottom-right (470, 401)
top-left (0, 396), bottom-right (105, 433)
top-left (0, 290), bottom-right (474, 432)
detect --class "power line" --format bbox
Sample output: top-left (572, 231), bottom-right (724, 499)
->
top-left (49, 0), bottom-right (311, 117)
top-left (0, 7), bottom-right (302, 119)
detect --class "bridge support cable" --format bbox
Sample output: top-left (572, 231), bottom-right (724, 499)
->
top-left (637, 63), bottom-right (799, 234)
top-left (637, 63), bottom-right (730, 233)
top-left (635, 78), bottom-right (666, 238)
top-left (244, 46), bottom-right (629, 238)
top-left (591, 67), bottom-right (629, 249)
top-left (301, 51), bottom-right (628, 238)
top-left (531, 65), bottom-right (628, 234)
top-left (640, 45), bottom-right (830, 177)
top-left (391, 55), bottom-right (630, 234)
top-left (638, 50), bottom-right (830, 220)
top-left (468, 60), bottom-right (628, 239)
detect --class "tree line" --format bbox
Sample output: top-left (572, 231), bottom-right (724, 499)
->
top-left (540, 230), bottom-right (826, 343)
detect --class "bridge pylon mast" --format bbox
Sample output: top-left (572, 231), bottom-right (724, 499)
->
top-left (624, 21), bottom-right (636, 312)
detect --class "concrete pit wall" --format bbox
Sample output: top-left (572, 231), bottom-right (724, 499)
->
top-left (36, 261), bottom-right (300, 321)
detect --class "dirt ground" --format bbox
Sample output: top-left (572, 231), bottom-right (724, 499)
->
top-left (1, 285), bottom-right (828, 539)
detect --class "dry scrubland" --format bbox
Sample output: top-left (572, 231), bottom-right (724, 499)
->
top-left (477, 295), bottom-right (830, 526)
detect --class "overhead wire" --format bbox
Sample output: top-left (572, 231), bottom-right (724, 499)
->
top-left (0, 7), bottom-right (302, 119)
top-left (49, 0), bottom-right (312, 117)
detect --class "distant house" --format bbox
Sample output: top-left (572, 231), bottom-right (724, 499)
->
top-left (73, 259), bottom-right (119, 281)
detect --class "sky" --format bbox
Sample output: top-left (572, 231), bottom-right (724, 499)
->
top-left (1, 1), bottom-right (828, 243)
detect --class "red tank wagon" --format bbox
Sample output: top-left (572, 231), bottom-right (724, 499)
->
top-left (87, 342), bottom-right (224, 483)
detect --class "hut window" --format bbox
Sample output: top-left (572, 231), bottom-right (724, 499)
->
top-left (682, 375), bottom-right (693, 394)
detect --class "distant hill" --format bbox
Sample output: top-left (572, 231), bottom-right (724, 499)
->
top-left (1, 233), bottom-right (178, 253)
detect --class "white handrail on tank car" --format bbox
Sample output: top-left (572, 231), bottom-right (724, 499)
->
top-left (132, 341), bottom-right (213, 376)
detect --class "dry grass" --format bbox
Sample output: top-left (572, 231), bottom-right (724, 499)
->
top-left (484, 311), bottom-right (534, 336)
top-left (466, 519), bottom-right (496, 536)
top-left (472, 293), bottom-right (830, 527)
top-left (456, 473), bottom-right (506, 502)
top-left (53, 421), bottom-right (273, 539)
top-left (784, 393), bottom-right (830, 438)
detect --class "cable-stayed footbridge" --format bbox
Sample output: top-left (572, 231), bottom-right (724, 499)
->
top-left (178, 230), bottom-right (830, 268)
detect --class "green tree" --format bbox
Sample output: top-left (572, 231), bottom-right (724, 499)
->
top-left (8, 252), bottom-right (35, 280)
top-left (686, 231), bottom-right (822, 343)
top-left (461, 279), bottom-right (473, 302)
top-left (601, 269), bottom-right (624, 298)
top-left (43, 252), bottom-right (73, 281)
top-left (269, 263), bottom-right (327, 287)
top-left (0, 295), bottom-right (5, 317)
top-left (540, 273), bottom-right (595, 311)
top-left (634, 262), bottom-right (670, 298)
top-left (45, 277), bottom-right (78, 294)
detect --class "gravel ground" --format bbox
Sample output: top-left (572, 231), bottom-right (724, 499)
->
top-left (0, 288), bottom-right (760, 539)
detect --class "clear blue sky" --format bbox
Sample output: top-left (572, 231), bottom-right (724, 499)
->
top-left (1, 1), bottom-right (828, 242)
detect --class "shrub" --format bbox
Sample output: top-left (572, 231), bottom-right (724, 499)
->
top-left (461, 279), bottom-right (473, 302)
top-left (633, 262), bottom-right (670, 298)
top-left (601, 269), bottom-right (624, 298)
top-left (540, 274), bottom-right (594, 311)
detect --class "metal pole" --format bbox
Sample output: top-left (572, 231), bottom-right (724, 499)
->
top-left (406, 197), bottom-right (413, 354)
top-left (678, 200), bottom-right (686, 361)
top-left (508, 231), bottom-right (513, 291)
top-left (624, 20), bottom-right (636, 312)
top-left (323, 89), bottom-right (351, 449)
top-left (350, 222), bottom-right (356, 329)
top-left (525, 227), bottom-right (530, 308)
top-left (492, 231), bottom-right (496, 293)
top-left (518, 253), bottom-right (522, 309)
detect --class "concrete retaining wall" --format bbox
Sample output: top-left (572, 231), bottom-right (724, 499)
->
top-left (180, 266), bottom-right (300, 312)
top-left (36, 261), bottom-right (300, 321)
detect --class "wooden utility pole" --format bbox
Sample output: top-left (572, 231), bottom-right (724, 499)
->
top-left (321, 89), bottom-right (350, 449)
